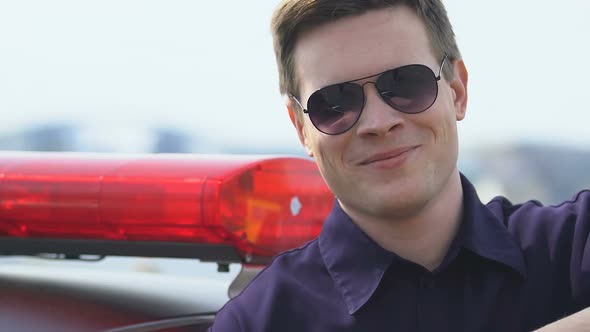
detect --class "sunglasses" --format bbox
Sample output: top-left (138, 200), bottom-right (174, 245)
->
top-left (292, 54), bottom-right (448, 135)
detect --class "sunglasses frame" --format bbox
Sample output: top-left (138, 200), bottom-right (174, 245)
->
top-left (291, 54), bottom-right (449, 135)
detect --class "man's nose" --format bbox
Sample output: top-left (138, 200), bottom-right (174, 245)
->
top-left (353, 83), bottom-right (405, 137)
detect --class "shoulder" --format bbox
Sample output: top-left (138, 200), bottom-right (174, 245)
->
top-left (485, 191), bottom-right (590, 305)
top-left (485, 190), bottom-right (590, 233)
top-left (249, 237), bottom-right (327, 293)
top-left (211, 239), bottom-right (329, 331)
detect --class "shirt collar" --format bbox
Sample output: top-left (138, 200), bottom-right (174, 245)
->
top-left (318, 174), bottom-right (527, 315)
top-left (318, 201), bottom-right (394, 315)
top-left (458, 173), bottom-right (527, 278)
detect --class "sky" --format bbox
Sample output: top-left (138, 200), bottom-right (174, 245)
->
top-left (1, 0), bottom-right (589, 153)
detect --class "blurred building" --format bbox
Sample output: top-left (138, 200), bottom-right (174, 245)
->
top-left (0, 124), bottom-right (76, 151)
top-left (0, 124), bottom-right (181, 154)
top-left (462, 144), bottom-right (590, 206)
top-left (153, 128), bottom-right (192, 153)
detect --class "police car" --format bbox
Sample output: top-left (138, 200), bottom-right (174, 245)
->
top-left (0, 151), bottom-right (334, 331)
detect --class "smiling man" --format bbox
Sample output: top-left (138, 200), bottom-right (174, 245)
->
top-left (209, 1), bottom-right (590, 331)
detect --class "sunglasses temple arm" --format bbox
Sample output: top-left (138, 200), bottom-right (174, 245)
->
top-left (437, 53), bottom-right (449, 79)
top-left (289, 95), bottom-right (308, 113)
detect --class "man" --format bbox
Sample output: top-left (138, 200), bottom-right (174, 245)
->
top-left (210, 0), bottom-right (590, 331)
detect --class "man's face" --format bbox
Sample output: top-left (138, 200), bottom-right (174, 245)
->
top-left (290, 5), bottom-right (468, 222)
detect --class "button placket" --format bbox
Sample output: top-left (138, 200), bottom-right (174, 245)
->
top-left (416, 273), bottom-right (439, 332)
top-left (419, 275), bottom-right (436, 289)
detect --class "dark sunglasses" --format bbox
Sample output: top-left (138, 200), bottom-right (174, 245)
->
top-left (292, 54), bottom-right (448, 135)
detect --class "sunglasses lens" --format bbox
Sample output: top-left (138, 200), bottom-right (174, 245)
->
top-left (307, 83), bottom-right (364, 135)
top-left (376, 64), bottom-right (438, 114)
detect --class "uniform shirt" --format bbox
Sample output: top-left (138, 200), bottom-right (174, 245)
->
top-left (209, 175), bottom-right (590, 332)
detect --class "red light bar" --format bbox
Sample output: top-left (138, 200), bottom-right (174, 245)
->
top-left (0, 152), bottom-right (335, 263)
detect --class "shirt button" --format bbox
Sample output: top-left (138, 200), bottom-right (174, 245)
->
top-left (420, 275), bottom-right (436, 289)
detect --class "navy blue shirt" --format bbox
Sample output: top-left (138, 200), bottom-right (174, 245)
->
top-left (210, 175), bottom-right (590, 331)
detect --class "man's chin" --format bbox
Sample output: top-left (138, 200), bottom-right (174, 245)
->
top-left (344, 187), bottom-right (428, 220)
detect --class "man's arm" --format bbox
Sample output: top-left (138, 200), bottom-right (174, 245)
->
top-left (534, 307), bottom-right (590, 331)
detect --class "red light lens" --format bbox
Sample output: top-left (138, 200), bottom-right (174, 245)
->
top-left (0, 153), bottom-right (334, 261)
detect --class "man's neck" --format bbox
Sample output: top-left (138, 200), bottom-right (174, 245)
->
top-left (345, 171), bottom-right (464, 271)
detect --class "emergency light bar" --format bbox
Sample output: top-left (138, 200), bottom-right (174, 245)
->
top-left (0, 152), bottom-right (335, 264)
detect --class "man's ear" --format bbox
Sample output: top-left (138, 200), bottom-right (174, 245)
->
top-left (287, 99), bottom-right (314, 157)
top-left (449, 59), bottom-right (469, 121)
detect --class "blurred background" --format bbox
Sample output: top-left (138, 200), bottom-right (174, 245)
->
top-left (1, 1), bottom-right (589, 275)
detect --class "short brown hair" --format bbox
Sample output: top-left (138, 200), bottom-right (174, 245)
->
top-left (271, 0), bottom-right (461, 99)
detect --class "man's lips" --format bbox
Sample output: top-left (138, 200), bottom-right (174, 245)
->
top-left (358, 146), bottom-right (418, 165)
